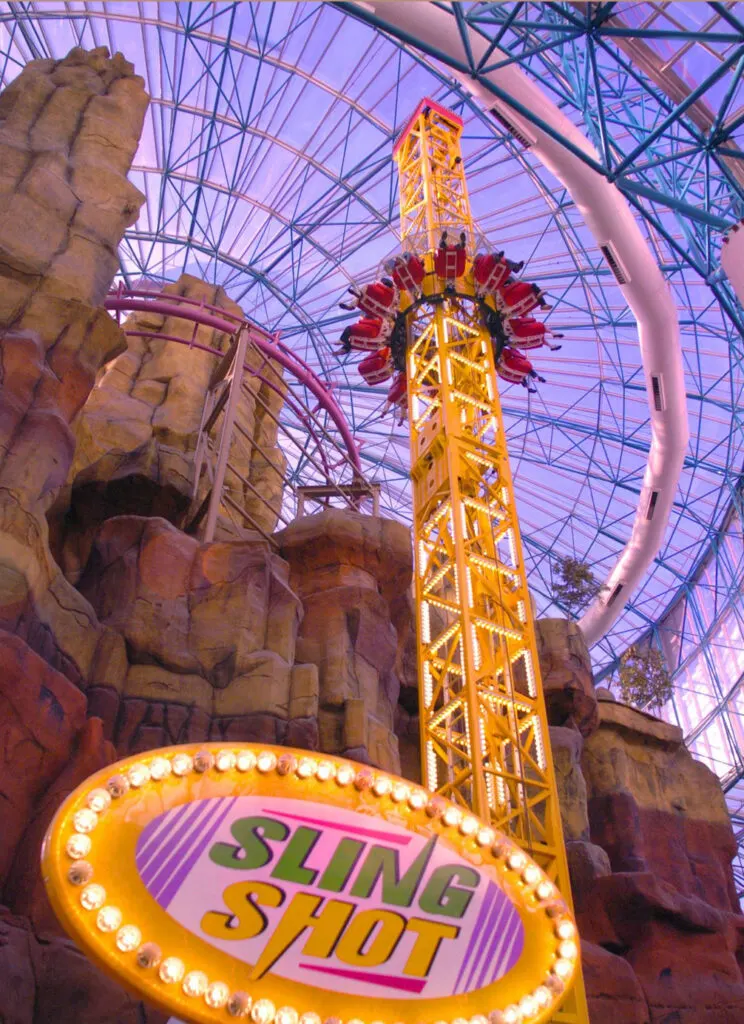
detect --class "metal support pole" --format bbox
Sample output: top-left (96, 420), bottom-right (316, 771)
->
top-left (203, 326), bottom-right (250, 543)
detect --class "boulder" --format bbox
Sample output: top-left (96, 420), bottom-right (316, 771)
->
top-left (535, 617), bottom-right (598, 735)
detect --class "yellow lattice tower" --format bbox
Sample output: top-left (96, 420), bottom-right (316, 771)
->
top-left (393, 99), bottom-right (589, 1024)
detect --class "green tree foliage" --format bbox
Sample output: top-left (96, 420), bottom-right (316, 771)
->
top-left (617, 644), bottom-right (674, 711)
top-left (551, 556), bottom-right (605, 618)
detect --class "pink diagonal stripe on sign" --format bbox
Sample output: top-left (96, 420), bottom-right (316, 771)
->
top-left (262, 809), bottom-right (411, 846)
top-left (300, 964), bottom-right (426, 993)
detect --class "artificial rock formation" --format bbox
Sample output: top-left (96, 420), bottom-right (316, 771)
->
top-left (54, 272), bottom-right (287, 583)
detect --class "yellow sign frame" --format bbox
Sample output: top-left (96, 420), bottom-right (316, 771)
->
top-left (42, 744), bottom-right (578, 1024)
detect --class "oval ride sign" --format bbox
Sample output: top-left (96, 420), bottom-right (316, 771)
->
top-left (42, 744), bottom-right (578, 1024)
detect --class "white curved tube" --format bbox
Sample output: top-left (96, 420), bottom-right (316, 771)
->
top-left (353, 1), bottom-right (688, 647)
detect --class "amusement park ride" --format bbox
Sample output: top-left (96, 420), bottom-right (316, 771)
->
top-left (337, 99), bottom-right (588, 1024)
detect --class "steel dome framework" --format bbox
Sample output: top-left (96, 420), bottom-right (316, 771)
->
top-left (2, 0), bottom-right (744, 890)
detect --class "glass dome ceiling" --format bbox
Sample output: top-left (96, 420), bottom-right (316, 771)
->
top-left (2, 2), bottom-right (744, 875)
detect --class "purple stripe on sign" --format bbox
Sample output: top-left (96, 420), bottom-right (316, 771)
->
top-left (488, 911), bottom-right (524, 983)
top-left (454, 881), bottom-right (494, 993)
top-left (138, 802), bottom-right (207, 888)
top-left (147, 801), bottom-right (223, 898)
top-left (460, 882), bottom-right (499, 994)
top-left (474, 895), bottom-right (514, 989)
top-left (137, 804), bottom-right (190, 876)
top-left (159, 798), bottom-right (238, 909)
top-left (262, 809), bottom-right (411, 846)
top-left (479, 898), bottom-right (524, 986)
top-left (465, 882), bottom-right (513, 993)
top-left (300, 964), bottom-right (426, 994)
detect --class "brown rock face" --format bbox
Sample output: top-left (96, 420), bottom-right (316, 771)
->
top-left (535, 616), bottom-right (598, 735)
top-left (277, 510), bottom-right (412, 772)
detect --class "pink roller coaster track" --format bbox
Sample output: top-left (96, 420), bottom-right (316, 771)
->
top-left (104, 286), bottom-right (362, 474)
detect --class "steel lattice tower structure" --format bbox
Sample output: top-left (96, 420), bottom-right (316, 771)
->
top-left (394, 100), bottom-right (589, 1024)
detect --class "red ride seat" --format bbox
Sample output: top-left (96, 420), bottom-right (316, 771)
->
top-left (506, 317), bottom-right (555, 349)
top-left (473, 252), bottom-right (510, 294)
top-left (386, 371), bottom-right (407, 407)
top-left (496, 346), bottom-right (533, 384)
top-left (500, 281), bottom-right (545, 317)
top-left (356, 281), bottom-right (398, 319)
top-left (390, 253), bottom-right (425, 295)
top-left (434, 245), bottom-right (466, 283)
top-left (339, 316), bottom-right (391, 353)
top-left (358, 347), bottom-right (393, 385)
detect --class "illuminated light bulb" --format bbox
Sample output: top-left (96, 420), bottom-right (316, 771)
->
top-left (553, 958), bottom-right (573, 980)
top-left (256, 751), bottom-right (277, 774)
top-left (296, 757), bottom-right (317, 779)
top-left (522, 864), bottom-right (540, 886)
top-left (106, 774), bottom-right (129, 799)
top-left (533, 987), bottom-right (551, 1008)
top-left (96, 905), bottom-right (122, 932)
top-left (216, 750), bottom-right (236, 772)
top-left (149, 757), bottom-right (171, 780)
top-left (335, 764), bottom-right (354, 786)
top-left (443, 806), bottom-right (462, 827)
top-left (535, 880), bottom-right (554, 901)
top-left (391, 782), bottom-right (410, 803)
top-left (346, 1019), bottom-right (365, 1024)
top-left (556, 919), bottom-right (575, 940)
top-left (354, 768), bottom-right (373, 791)
top-left (316, 761), bottom-right (335, 781)
top-left (127, 763), bottom-right (150, 788)
top-left (507, 851), bottom-right (526, 871)
top-left (172, 752), bottom-right (193, 776)
top-left (251, 998), bottom-right (276, 1024)
top-left (502, 1007), bottom-right (521, 1024)
top-left (193, 750), bottom-right (214, 773)
top-left (519, 995), bottom-right (537, 1019)
top-left (274, 1007), bottom-right (298, 1024)
top-left (136, 942), bottom-right (161, 969)
top-left (227, 991), bottom-right (252, 1017)
top-left (182, 971), bottom-right (208, 997)
top-left (324, 1017), bottom-right (342, 1024)
top-left (373, 775), bottom-right (392, 797)
top-left (408, 789), bottom-right (427, 810)
top-left (236, 750), bottom-right (256, 772)
top-left (66, 833), bottom-right (91, 859)
top-left (87, 788), bottom-right (111, 814)
top-left (116, 925), bottom-right (141, 952)
top-left (299, 1014), bottom-right (321, 1024)
top-left (452, 1016), bottom-right (468, 1024)
top-left (277, 754), bottom-right (296, 776)
top-left (559, 940), bottom-right (578, 960)
top-left (73, 808), bottom-right (98, 834)
top-left (460, 816), bottom-right (479, 837)
top-left (80, 884), bottom-right (106, 910)
top-left (205, 981), bottom-right (230, 1008)
top-left (159, 957), bottom-right (185, 984)
top-left (477, 827), bottom-right (495, 847)
top-left (67, 861), bottom-right (93, 886)
top-left (470, 1016), bottom-right (489, 1024)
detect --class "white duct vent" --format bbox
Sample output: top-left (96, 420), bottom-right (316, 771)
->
top-left (489, 105), bottom-right (536, 149)
top-left (650, 374), bottom-right (665, 412)
top-left (600, 242), bottom-right (631, 285)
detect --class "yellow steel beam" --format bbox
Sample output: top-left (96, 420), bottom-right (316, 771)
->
top-left (394, 99), bottom-right (589, 1024)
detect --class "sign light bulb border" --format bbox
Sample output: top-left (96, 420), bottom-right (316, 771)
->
top-left (42, 744), bottom-right (578, 1024)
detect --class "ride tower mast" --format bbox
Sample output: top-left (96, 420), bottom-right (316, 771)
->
top-left (393, 100), bottom-right (589, 1024)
